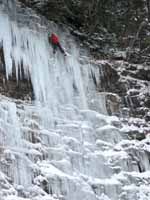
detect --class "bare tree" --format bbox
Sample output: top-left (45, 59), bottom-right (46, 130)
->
top-left (127, 21), bottom-right (148, 60)
top-left (146, 0), bottom-right (150, 21)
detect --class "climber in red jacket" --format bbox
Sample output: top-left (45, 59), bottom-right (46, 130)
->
top-left (49, 33), bottom-right (66, 56)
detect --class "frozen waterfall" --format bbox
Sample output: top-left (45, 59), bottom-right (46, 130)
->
top-left (0, 11), bottom-right (87, 107)
top-left (0, 0), bottom-right (108, 198)
top-left (1, 1), bottom-right (150, 200)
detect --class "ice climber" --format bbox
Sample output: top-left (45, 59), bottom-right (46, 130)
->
top-left (49, 33), bottom-right (67, 56)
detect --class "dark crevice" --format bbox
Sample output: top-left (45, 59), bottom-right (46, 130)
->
top-left (91, 71), bottom-right (97, 87)
top-left (0, 47), bottom-right (33, 100)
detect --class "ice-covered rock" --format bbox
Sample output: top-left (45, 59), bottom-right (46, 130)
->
top-left (0, 1), bottom-right (150, 200)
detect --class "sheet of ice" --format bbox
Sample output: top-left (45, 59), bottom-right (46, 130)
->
top-left (0, 0), bottom-right (109, 117)
top-left (0, 10), bottom-right (89, 112)
top-left (0, 1), bottom-right (150, 200)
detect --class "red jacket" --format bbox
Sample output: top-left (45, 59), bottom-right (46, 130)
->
top-left (50, 33), bottom-right (59, 44)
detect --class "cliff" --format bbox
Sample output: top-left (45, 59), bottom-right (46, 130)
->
top-left (0, 1), bottom-right (150, 200)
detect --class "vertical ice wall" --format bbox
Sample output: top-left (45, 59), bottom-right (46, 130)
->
top-left (0, 1), bottom-right (109, 198)
top-left (0, 0), bottom-right (90, 190)
top-left (0, 98), bottom-right (32, 188)
top-left (0, 0), bottom-right (108, 115)
top-left (0, 10), bottom-right (88, 111)
top-left (0, 2), bottom-right (150, 200)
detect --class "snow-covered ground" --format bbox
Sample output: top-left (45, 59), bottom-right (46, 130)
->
top-left (0, 1), bottom-right (150, 200)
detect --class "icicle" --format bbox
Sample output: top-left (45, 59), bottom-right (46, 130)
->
top-left (0, 10), bottom-right (90, 114)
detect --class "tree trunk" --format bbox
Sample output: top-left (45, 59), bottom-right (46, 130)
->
top-left (146, 0), bottom-right (150, 21)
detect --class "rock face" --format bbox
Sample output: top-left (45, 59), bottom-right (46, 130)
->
top-left (0, 1), bottom-right (150, 200)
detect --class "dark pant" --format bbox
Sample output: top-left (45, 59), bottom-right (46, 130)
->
top-left (52, 42), bottom-right (65, 55)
